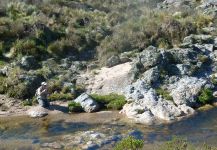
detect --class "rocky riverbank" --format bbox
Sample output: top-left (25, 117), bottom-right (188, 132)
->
top-left (1, 0), bottom-right (217, 126)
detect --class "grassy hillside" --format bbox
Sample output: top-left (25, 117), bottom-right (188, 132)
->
top-left (0, 0), bottom-right (216, 100)
top-left (0, 0), bottom-right (215, 64)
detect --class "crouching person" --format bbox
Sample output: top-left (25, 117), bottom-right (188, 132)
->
top-left (36, 82), bottom-right (50, 108)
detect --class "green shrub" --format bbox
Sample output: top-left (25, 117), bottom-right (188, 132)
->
top-left (12, 39), bottom-right (45, 58)
top-left (114, 136), bottom-right (144, 150)
top-left (156, 88), bottom-right (173, 101)
top-left (91, 93), bottom-right (126, 110)
top-left (6, 82), bottom-right (29, 99)
top-left (198, 54), bottom-right (209, 63)
top-left (0, 42), bottom-right (3, 57)
top-left (0, 76), bottom-right (6, 94)
top-left (159, 137), bottom-right (194, 150)
top-left (22, 99), bottom-right (32, 106)
top-left (0, 60), bottom-right (5, 67)
top-left (107, 99), bottom-right (126, 110)
top-left (48, 93), bottom-right (74, 101)
top-left (211, 75), bottom-right (217, 86)
top-left (159, 137), bottom-right (217, 150)
top-left (198, 88), bottom-right (214, 105)
top-left (47, 38), bottom-right (79, 57)
top-left (7, 2), bottom-right (37, 20)
top-left (47, 81), bottom-right (62, 93)
top-left (62, 86), bottom-right (73, 94)
top-left (68, 101), bottom-right (83, 112)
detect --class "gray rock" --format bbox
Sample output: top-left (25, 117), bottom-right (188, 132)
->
top-left (41, 142), bottom-right (63, 149)
top-left (122, 79), bottom-right (186, 124)
top-left (178, 104), bottom-right (195, 115)
top-left (106, 55), bottom-right (121, 68)
top-left (169, 48), bottom-right (198, 64)
top-left (139, 46), bottom-right (162, 71)
top-left (194, 44), bottom-right (214, 52)
top-left (214, 37), bottom-right (217, 48)
top-left (176, 64), bottom-right (191, 75)
top-left (121, 103), bottom-right (155, 125)
top-left (60, 58), bottom-right (72, 68)
top-left (87, 64), bottom-right (98, 71)
top-left (74, 93), bottom-right (99, 113)
top-left (70, 61), bottom-right (87, 72)
top-left (27, 106), bottom-right (48, 118)
top-left (168, 77), bottom-right (209, 106)
top-left (202, 27), bottom-right (216, 34)
top-left (183, 34), bottom-right (213, 45)
top-left (141, 66), bottom-right (160, 85)
top-left (160, 0), bottom-right (193, 9)
top-left (197, 0), bottom-right (217, 10)
top-left (21, 56), bottom-right (38, 70)
top-left (0, 66), bottom-right (9, 76)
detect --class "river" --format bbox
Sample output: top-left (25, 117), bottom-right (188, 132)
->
top-left (0, 108), bottom-right (217, 149)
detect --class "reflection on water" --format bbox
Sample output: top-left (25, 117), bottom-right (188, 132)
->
top-left (1, 108), bottom-right (217, 149)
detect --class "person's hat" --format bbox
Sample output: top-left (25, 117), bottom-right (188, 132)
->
top-left (41, 82), bottom-right (47, 86)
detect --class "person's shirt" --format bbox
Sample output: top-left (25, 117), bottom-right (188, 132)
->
top-left (36, 86), bottom-right (48, 99)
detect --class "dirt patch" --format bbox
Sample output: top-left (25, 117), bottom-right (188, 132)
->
top-left (0, 94), bottom-right (70, 117)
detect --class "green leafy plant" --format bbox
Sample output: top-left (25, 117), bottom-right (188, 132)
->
top-left (114, 136), bottom-right (144, 150)
top-left (12, 39), bottom-right (45, 59)
top-left (198, 88), bottom-right (214, 105)
top-left (68, 101), bottom-right (83, 112)
top-left (48, 93), bottom-right (74, 101)
top-left (91, 93), bottom-right (126, 110)
top-left (211, 75), bottom-right (217, 86)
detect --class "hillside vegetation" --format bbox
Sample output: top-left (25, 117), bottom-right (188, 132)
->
top-left (0, 0), bottom-right (216, 100)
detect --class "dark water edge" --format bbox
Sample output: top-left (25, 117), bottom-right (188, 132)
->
top-left (0, 108), bottom-right (217, 149)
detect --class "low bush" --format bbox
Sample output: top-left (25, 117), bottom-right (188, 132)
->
top-left (0, 42), bottom-right (3, 57)
top-left (0, 76), bottom-right (6, 94)
top-left (198, 54), bottom-right (209, 63)
top-left (211, 75), bottom-right (217, 86)
top-left (47, 38), bottom-right (79, 58)
top-left (198, 88), bottom-right (214, 105)
top-left (6, 82), bottom-right (29, 99)
top-left (12, 39), bottom-right (46, 59)
top-left (91, 93), bottom-right (126, 110)
top-left (159, 137), bottom-right (217, 150)
top-left (159, 137), bottom-right (194, 150)
top-left (47, 81), bottom-right (62, 93)
top-left (48, 93), bottom-right (74, 101)
top-left (22, 99), bottom-right (32, 106)
top-left (68, 101), bottom-right (83, 112)
top-left (114, 136), bottom-right (144, 150)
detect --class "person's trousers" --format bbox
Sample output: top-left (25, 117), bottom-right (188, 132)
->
top-left (37, 98), bottom-right (50, 108)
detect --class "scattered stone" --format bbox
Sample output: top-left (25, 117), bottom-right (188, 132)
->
top-left (27, 106), bottom-right (48, 118)
top-left (106, 55), bottom-right (121, 68)
top-left (74, 93), bottom-right (99, 113)
top-left (41, 142), bottom-right (63, 149)
top-left (0, 66), bottom-right (9, 76)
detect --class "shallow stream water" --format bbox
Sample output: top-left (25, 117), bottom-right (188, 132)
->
top-left (1, 108), bottom-right (217, 149)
